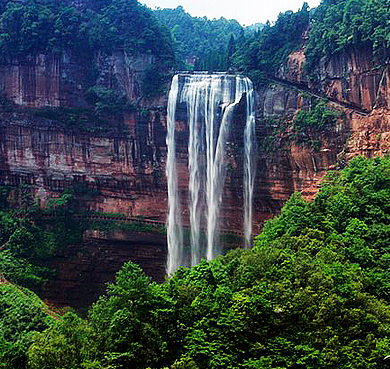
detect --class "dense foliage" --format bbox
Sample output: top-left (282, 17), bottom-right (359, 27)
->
top-left (232, 0), bottom-right (390, 85)
top-left (153, 6), bottom-right (242, 70)
top-left (232, 3), bottom-right (310, 87)
top-left (0, 283), bottom-right (56, 369)
top-left (0, 0), bottom-right (174, 64)
top-left (306, 0), bottom-right (390, 73)
top-left (291, 98), bottom-right (343, 150)
top-left (0, 188), bottom-right (87, 289)
top-left (293, 99), bottom-right (341, 130)
top-left (20, 156), bottom-right (390, 368)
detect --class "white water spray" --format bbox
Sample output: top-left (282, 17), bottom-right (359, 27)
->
top-left (241, 78), bottom-right (256, 248)
top-left (166, 74), bottom-right (256, 275)
top-left (166, 75), bottom-right (183, 275)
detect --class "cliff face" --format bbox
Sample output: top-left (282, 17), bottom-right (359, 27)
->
top-left (2, 47), bottom-right (389, 228)
top-left (251, 45), bottom-right (390, 227)
top-left (0, 113), bottom-right (167, 217)
top-left (0, 50), bottom-right (169, 308)
top-left (0, 52), bottom-right (89, 108)
top-left (0, 51), bottom-right (168, 219)
top-left (0, 50), bottom-right (155, 107)
top-left (43, 230), bottom-right (167, 309)
top-left (251, 85), bottom-right (348, 234)
top-left (279, 45), bottom-right (385, 111)
top-left (2, 45), bottom-right (390, 307)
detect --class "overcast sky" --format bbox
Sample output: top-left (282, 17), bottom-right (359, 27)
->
top-left (141, 0), bottom-right (322, 26)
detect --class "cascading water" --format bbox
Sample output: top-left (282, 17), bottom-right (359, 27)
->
top-left (166, 75), bottom-right (183, 275)
top-left (166, 73), bottom-right (256, 275)
top-left (241, 78), bottom-right (256, 249)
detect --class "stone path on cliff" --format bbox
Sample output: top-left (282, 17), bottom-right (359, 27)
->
top-left (41, 213), bottom-right (245, 237)
top-left (270, 76), bottom-right (370, 116)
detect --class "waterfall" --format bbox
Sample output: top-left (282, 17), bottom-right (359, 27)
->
top-left (166, 75), bottom-right (183, 275)
top-left (166, 74), bottom-right (256, 275)
top-left (241, 78), bottom-right (256, 248)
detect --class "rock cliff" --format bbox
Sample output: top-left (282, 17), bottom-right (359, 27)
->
top-left (1, 44), bottom-right (390, 307)
top-left (256, 44), bottom-right (390, 211)
top-left (0, 50), bottom-right (170, 308)
top-left (0, 50), bottom-right (168, 219)
top-left (43, 230), bottom-right (167, 310)
top-left (2, 46), bottom-right (389, 231)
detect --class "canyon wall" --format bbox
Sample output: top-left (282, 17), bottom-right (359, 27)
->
top-left (0, 50), bottom-right (170, 308)
top-left (2, 46), bottom-right (390, 307)
top-left (43, 230), bottom-right (167, 310)
top-left (252, 45), bottom-right (390, 229)
top-left (2, 47), bottom-right (390, 231)
top-left (0, 51), bottom-right (168, 220)
top-left (0, 51), bottom-right (156, 107)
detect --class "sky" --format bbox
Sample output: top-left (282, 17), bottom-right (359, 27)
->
top-left (140, 0), bottom-right (322, 26)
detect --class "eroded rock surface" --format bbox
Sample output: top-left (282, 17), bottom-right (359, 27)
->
top-left (2, 46), bottom-right (390, 307)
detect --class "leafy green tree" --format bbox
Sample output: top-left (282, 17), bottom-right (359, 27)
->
top-left (0, 0), bottom-right (174, 67)
top-left (233, 4), bottom-right (310, 86)
top-left (306, 0), bottom-right (390, 75)
top-left (0, 283), bottom-right (55, 369)
top-left (294, 99), bottom-right (341, 130)
top-left (86, 262), bottom-right (172, 368)
top-left (154, 6), bottom-right (242, 70)
top-left (27, 312), bottom-right (91, 369)
top-left (225, 34), bottom-right (236, 69)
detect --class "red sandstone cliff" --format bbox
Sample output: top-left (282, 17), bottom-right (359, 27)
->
top-left (0, 50), bottom-right (169, 220)
top-left (0, 50), bottom-right (170, 307)
top-left (250, 44), bottom-right (390, 232)
top-left (1, 45), bottom-right (390, 234)
top-left (0, 43), bottom-right (390, 233)
top-left (1, 45), bottom-right (390, 308)
top-left (0, 51), bottom-right (157, 107)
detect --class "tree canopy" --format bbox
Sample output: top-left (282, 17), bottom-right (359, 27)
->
top-left (153, 6), bottom-right (242, 70)
top-left (232, 3), bottom-right (310, 87)
top-left (0, 283), bottom-right (56, 369)
top-left (19, 155), bottom-right (390, 369)
top-left (0, 0), bottom-right (174, 65)
top-left (306, 0), bottom-right (390, 71)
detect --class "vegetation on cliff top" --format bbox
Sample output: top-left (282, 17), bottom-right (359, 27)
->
top-left (0, 0), bottom-right (174, 65)
top-left (0, 155), bottom-right (383, 369)
top-left (0, 0), bottom-right (175, 126)
top-left (232, 0), bottom-right (390, 85)
top-left (306, 0), bottom-right (390, 72)
top-left (2, 0), bottom-right (389, 93)
top-left (232, 3), bottom-right (310, 87)
top-left (153, 6), bottom-right (242, 71)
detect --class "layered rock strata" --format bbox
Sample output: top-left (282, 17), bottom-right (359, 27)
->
top-left (1, 45), bottom-right (390, 307)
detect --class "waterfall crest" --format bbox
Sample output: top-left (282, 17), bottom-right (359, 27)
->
top-left (166, 74), bottom-right (256, 275)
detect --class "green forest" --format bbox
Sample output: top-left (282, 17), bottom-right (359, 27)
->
top-left (0, 0), bottom-right (174, 62)
top-left (233, 0), bottom-right (390, 86)
top-left (2, 157), bottom-right (390, 368)
top-left (1, 0), bottom-right (390, 368)
top-left (3, 0), bottom-right (389, 87)
top-left (153, 6), bottom-right (243, 71)
top-left (152, 0), bottom-right (390, 86)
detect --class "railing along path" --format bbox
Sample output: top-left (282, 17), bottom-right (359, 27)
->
top-left (40, 213), bottom-right (244, 237)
